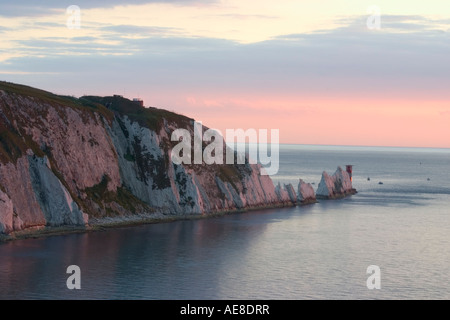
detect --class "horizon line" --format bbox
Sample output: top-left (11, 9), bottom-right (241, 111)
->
top-left (229, 142), bottom-right (450, 151)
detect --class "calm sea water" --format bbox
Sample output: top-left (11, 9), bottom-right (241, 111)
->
top-left (1, 145), bottom-right (449, 300)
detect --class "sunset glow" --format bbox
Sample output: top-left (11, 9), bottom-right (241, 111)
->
top-left (1, 0), bottom-right (449, 148)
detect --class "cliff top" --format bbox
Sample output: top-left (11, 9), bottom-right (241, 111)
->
top-left (82, 95), bottom-right (193, 131)
top-left (0, 81), bottom-right (193, 132)
top-left (0, 81), bottom-right (193, 164)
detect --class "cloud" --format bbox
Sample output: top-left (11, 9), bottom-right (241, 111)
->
top-left (0, 1), bottom-right (218, 17)
top-left (100, 24), bottom-right (182, 36)
top-left (2, 15), bottom-right (450, 103)
top-left (379, 15), bottom-right (450, 32)
top-left (319, 14), bottom-right (449, 34)
top-left (208, 13), bottom-right (278, 20)
top-left (32, 22), bottom-right (67, 28)
top-left (12, 36), bottom-right (131, 56)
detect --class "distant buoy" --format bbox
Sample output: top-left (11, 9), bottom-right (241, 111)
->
top-left (367, 177), bottom-right (370, 181)
top-left (378, 182), bottom-right (383, 185)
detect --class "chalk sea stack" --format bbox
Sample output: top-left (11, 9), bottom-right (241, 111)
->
top-left (316, 167), bottom-right (357, 199)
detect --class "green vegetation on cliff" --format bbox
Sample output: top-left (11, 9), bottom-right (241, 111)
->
top-left (0, 81), bottom-right (113, 122)
top-left (0, 81), bottom-right (113, 164)
top-left (81, 95), bottom-right (193, 132)
top-left (84, 174), bottom-right (154, 216)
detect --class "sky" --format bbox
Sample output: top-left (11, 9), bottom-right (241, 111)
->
top-left (0, 1), bottom-right (449, 148)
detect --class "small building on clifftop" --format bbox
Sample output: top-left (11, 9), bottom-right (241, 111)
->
top-left (133, 98), bottom-right (144, 107)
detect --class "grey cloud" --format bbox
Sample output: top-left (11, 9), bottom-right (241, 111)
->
top-left (3, 15), bottom-right (450, 101)
top-left (32, 22), bottom-right (66, 29)
top-left (70, 36), bottom-right (101, 42)
top-left (101, 25), bottom-right (182, 36)
top-left (330, 14), bottom-right (447, 33)
top-left (0, 1), bottom-right (217, 17)
top-left (208, 14), bottom-right (278, 20)
top-left (12, 37), bottom-right (135, 58)
top-left (0, 6), bottom-right (59, 18)
top-left (121, 36), bottom-right (238, 50)
top-left (380, 15), bottom-right (448, 31)
top-left (382, 22), bottom-right (433, 30)
top-left (368, 15), bottom-right (428, 23)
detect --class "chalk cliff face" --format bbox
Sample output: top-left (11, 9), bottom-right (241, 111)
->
top-left (274, 180), bottom-right (317, 205)
top-left (107, 113), bottom-right (283, 215)
top-left (0, 82), bottom-right (357, 236)
top-left (275, 183), bottom-right (291, 203)
top-left (0, 82), bottom-right (289, 235)
top-left (28, 155), bottom-right (88, 226)
top-left (298, 179), bottom-right (316, 204)
top-left (0, 189), bottom-right (14, 234)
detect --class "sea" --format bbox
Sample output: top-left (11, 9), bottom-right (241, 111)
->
top-left (0, 144), bottom-right (449, 300)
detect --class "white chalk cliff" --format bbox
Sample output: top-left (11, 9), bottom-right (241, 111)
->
top-left (0, 82), bottom-right (291, 235)
top-left (274, 180), bottom-right (317, 205)
top-left (0, 189), bottom-right (14, 234)
top-left (275, 183), bottom-right (291, 203)
top-left (0, 82), bottom-right (356, 236)
top-left (298, 179), bottom-right (316, 204)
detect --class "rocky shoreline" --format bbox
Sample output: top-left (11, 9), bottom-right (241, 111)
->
top-left (1, 165), bottom-right (356, 243)
top-left (0, 202), bottom-right (298, 242)
top-left (0, 197), bottom-right (349, 243)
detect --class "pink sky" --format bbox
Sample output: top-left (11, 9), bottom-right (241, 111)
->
top-left (142, 90), bottom-right (450, 148)
top-left (1, 1), bottom-right (449, 148)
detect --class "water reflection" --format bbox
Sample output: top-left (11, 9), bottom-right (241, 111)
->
top-left (0, 210), bottom-right (275, 299)
top-left (1, 194), bottom-right (450, 299)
